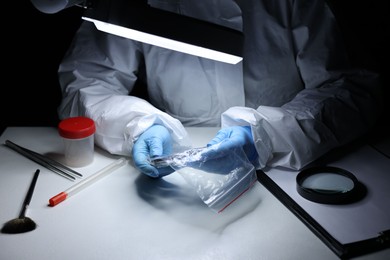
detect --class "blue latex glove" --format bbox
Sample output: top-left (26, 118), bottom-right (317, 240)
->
top-left (132, 125), bottom-right (175, 178)
top-left (205, 126), bottom-right (258, 164)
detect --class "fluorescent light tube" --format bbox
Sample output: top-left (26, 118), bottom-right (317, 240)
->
top-left (83, 17), bottom-right (242, 64)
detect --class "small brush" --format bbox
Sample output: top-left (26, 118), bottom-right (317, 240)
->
top-left (1, 169), bottom-right (40, 234)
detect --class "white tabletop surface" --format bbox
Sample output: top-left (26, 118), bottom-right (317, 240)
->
top-left (0, 127), bottom-right (389, 260)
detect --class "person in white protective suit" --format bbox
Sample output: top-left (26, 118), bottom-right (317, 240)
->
top-left (58, 0), bottom-right (382, 178)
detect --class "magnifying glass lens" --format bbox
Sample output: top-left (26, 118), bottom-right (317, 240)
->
top-left (296, 166), bottom-right (366, 204)
top-left (300, 173), bottom-right (355, 194)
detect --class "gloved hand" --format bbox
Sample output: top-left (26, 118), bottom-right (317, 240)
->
top-left (205, 126), bottom-right (258, 164)
top-left (132, 124), bottom-right (175, 178)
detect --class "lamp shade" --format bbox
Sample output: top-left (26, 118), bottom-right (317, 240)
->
top-left (30, 0), bottom-right (85, 14)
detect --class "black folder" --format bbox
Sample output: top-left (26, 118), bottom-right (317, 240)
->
top-left (257, 137), bottom-right (390, 259)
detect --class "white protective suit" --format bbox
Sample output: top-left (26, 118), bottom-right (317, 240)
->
top-left (58, 0), bottom-right (382, 170)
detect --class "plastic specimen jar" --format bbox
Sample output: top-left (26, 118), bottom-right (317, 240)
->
top-left (58, 117), bottom-right (96, 167)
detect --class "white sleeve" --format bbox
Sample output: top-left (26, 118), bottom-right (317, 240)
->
top-left (221, 105), bottom-right (340, 170)
top-left (58, 22), bottom-right (191, 156)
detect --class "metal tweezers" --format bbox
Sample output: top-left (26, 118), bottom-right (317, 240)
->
top-left (4, 140), bottom-right (83, 181)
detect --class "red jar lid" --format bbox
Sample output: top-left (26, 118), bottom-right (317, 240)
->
top-left (58, 117), bottom-right (96, 139)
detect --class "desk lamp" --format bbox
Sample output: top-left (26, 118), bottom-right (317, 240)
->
top-left (30, 0), bottom-right (243, 64)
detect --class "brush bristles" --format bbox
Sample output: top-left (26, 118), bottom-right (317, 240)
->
top-left (1, 217), bottom-right (37, 234)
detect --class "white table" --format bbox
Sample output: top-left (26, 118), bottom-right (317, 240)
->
top-left (0, 127), bottom-right (388, 260)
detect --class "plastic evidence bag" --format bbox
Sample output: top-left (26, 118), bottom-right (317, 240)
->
top-left (151, 143), bottom-right (257, 213)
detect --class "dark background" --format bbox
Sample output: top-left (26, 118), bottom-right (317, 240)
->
top-left (1, 0), bottom-right (388, 135)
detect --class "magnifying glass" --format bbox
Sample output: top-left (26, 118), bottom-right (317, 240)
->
top-left (296, 166), bottom-right (366, 204)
